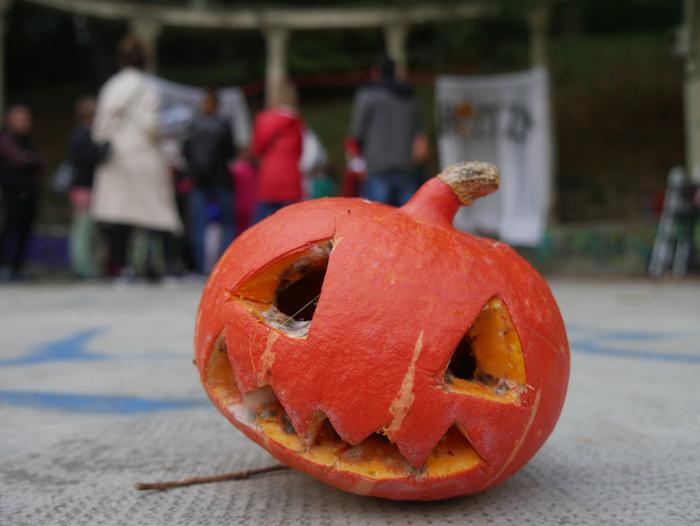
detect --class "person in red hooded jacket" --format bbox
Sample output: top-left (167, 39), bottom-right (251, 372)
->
top-left (251, 80), bottom-right (304, 223)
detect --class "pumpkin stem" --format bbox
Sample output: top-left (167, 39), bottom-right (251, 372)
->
top-left (400, 161), bottom-right (500, 227)
top-left (437, 161), bottom-right (500, 206)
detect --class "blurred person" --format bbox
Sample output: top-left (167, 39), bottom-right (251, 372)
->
top-left (68, 96), bottom-right (110, 279)
top-left (230, 157), bottom-right (256, 234)
top-left (300, 127), bottom-right (336, 199)
top-left (348, 54), bottom-right (428, 206)
top-left (341, 137), bottom-right (365, 198)
top-left (310, 166), bottom-right (338, 199)
top-left (0, 105), bottom-right (43, 281)
top-left (90, 34), bottom-right (182, 280)
top-left (251, 81), bottom-right (304, 222)
top-left (160, 106), bottom-right (196, 277)
top-left (172, 166), bottom-right (195, 274)
top-left (183, 89), bottom-right (236, 274)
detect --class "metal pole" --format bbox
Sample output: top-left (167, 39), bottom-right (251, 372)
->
top-left (529, 3), bottom-right (557, 221)
top-left (683, 0), bottom-right (700, 182)
top-left (0, 0), bottom-right (12, 119)
top-left (384, 23), bottom-right (409, 79)
top-left (264, 26), bottom-right (290, 107)
top-left (129, 18), bottom-right (163, 73)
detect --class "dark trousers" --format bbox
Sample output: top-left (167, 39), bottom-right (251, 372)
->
top-left (0, 185), bottom-right (37, 275)
top-left (175, 192), bottom-right (194, 273)
top-left (103, 223), bottom-right (178, 278)
top-left (103, 223), bottom-right (132, 275)
top-left (361, 171), bottom-right (421, 207)
top-left (189, 187), bottom-right (235, 274)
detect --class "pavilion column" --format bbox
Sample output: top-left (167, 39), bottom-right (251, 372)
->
top-left (264, 26), bottom-right (290, 106)
top-left (529, 3), bottom-right (557, 219)
top-left (384, 22), bottom-right (409, 79)
top-left (130, 18), bottom-right (163, 72)
top-left (683, 0), bottom-right (700, 182)
top-left (0, 0), bottom-right (12, 118)
top-left (528, 4), bottom-right (549, 69)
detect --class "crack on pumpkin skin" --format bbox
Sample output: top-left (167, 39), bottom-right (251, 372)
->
top-left (488, 390), bottom-right (541, 484)
top-left (257, 332), bottom-right (279, 385)
top-left (521, 322), bottom-right (566, 360)
top-left (385, 331), bottom-right (424, 436)
top-left (247, 332), bottom-right (258, 381)
top-left (302, 410), bottom-right (328, 448)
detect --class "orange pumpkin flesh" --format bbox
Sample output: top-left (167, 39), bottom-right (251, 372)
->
top-left (195, 162), bottom-right (570, 501)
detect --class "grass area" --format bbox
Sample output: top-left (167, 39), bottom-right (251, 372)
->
top-left (302, 90), bottom-right (355, 177)
top-left (550, 32), bottom-right (683, 221)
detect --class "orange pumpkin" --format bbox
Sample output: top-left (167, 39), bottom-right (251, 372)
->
top-left (195, 161), bottom-right (569, 501)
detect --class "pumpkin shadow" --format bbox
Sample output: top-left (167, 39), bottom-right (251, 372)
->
top-left (320, 461), bottom-right (561, 516)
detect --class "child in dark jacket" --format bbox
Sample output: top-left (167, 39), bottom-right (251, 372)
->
top-left (0, 104), bottom-right (43, 280)
top-left (183, 89), bottom-right (237, 274)
top-left (68, 97), bottom-right (110, 278)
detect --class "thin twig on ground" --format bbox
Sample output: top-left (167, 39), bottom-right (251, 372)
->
top-left (134, 464), bottom-right (289, 491)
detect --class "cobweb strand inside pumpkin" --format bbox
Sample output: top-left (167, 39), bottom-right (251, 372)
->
top-left (203, 335), bottom-right (483, 479)
top-left (232, 240), bottom-right (332, 337)
top-left (274, 263), bottom-right (327, 322)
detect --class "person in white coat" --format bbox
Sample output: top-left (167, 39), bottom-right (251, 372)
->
top-left (91, 34), bottom-right (182, 278)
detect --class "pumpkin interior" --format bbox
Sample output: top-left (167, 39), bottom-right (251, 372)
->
top-left (444, 298), bottom-right (527, 404)
top-left (204, 336), bottom-right (484, 480)
top-left (230, 240), bottom-right (332, 338)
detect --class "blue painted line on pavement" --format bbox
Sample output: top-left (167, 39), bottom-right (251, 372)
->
top-left (0, 390), bottom-right (209, 414)
top-left (572, 340), bottom-right (700, 364)
top-left (566, 325), bottom-right (680, 342)
top-left (593, 330), bottom-right (676, 342)
top-left (0, 328), bottom-right (108, 367)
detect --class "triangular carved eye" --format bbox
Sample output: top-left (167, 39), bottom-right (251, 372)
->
top-left (445, 298), bottom-right (527, 403)
top-left (231, 240), bottom-right (332, 338)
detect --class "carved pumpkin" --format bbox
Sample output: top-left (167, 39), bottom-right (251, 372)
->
top-left (195, 161), bottom-right (569, 501)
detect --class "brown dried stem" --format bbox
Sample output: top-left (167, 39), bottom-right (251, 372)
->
top-left (437, 161), bottom-right (500, 206)
top-left (134, 464), bottom-right (289, 491)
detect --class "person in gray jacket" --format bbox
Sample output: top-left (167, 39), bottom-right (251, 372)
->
top-left (348, 55), bottom-right (428, 206)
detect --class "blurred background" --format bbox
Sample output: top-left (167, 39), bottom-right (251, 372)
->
top-left (0, 0), bottom-right (696, 279)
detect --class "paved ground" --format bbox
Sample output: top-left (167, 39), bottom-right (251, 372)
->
top-left (1, 279), bottom-right (699, 525)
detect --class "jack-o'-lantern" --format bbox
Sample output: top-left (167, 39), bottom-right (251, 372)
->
top-left (195, 161), bottom-right (569, 501)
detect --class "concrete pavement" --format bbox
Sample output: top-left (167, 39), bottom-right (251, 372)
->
top-left (1, 279), bottom-right (699, 525)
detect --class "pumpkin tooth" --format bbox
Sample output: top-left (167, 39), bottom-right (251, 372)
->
top-left (301, 410), bottom-right (328, 449)
top-left (453, 400), bottom-right (531, 468)
top-left (222, 322), bottom-right (269, 394)
top-left (391, 422), bottom-right (485, 471)
top-left (390, 419), bottom-right (455, 469)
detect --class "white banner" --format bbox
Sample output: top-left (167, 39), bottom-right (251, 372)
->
top-left (153, 76), bottom-right (251, 149)
top-left (436, 68), bottom-right (551, 246)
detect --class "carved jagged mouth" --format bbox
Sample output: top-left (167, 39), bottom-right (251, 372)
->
top-left (204, 336), bottom-right (484, 480)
